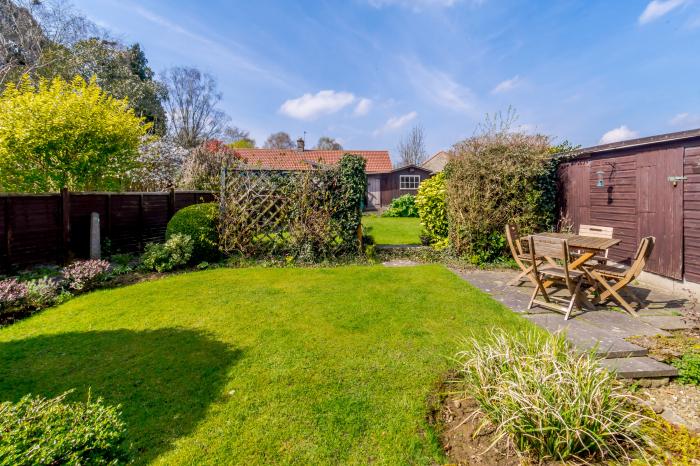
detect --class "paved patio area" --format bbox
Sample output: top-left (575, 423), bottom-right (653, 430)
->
top-left (452, 268), bottom-right (698, 379)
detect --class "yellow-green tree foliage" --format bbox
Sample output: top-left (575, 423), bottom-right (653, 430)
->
top-left (0, 76), bottom-right (150, 192)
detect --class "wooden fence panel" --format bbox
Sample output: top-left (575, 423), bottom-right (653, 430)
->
top-left (0, 190), bottom-right (215, 272)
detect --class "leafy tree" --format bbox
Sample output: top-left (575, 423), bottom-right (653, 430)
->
top-left (162, 66), bottom-right (229, 148)
top-left (263, 131), bottom-right (294, 149)
top-left (397, 125), bottom-right (427, 167)
top-left (40, 39), bottom-right (168, 135)
top-left (0, 76), bottom-right (149, 192)
top-left (315, 136), bottom-right (342, 150)
top-left (224, 126), bottom-right (255, 148)
top-left (1, 2), bottom-right (167, 135)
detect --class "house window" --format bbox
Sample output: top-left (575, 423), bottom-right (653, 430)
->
top-left (400, 175), bottom-right (420, 190)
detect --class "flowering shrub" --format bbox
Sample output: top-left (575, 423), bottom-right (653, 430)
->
top-left (62, 260), bottom-right (110, 291)
top-left (0, 278), bottom-right (28, 311)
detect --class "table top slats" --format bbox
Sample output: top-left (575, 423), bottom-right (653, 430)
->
top-left (535, 232), bottom-right (620, 251)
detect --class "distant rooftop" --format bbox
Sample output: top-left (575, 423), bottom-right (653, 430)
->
top-left (232, 149), bottom-right (393, 174)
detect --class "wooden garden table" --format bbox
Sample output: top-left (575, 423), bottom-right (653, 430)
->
top-left (536, 232), bottom-right (620, 268)
top-left (535, 232), bottom-right (620, 289)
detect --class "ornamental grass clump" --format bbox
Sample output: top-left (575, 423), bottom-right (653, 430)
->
top-left (455, 331), bottom-right (649, 463)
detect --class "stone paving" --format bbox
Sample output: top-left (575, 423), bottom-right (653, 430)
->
top-left (450, 269), bottom-right (698, 379)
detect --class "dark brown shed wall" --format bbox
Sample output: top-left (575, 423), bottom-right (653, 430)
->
top-left (380, 166), bottom-right (432, 206)
top-left (684, 146), bottom-right (700, 283)
top-left (559, 137), bottom-right (700, 283)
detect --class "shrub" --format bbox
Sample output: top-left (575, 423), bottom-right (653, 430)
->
top-left (141, 233), bottom-right (193, 272)
top-left (674, 352), bottom-right (700, 385)
top-left (445, 113), bottom-right (560, 264)
top-left (0, 76), bottom-right (149, 192)
top-left (25, 277), bottom-right (61, 309)
top-left (62, 260), bottom-right (110, 291)
top-left (455, 331), bottom-right (648, 463)
top-left (0, 391), bottom-right (126, 465)
top-left (0, 278), bottom-right (28, 313)
top-left (382, 194), bottom-right (418, 217)
top-left (166, 203), bottom-right (219, 262)
top-left (415, 172), bottom-right (448, 245)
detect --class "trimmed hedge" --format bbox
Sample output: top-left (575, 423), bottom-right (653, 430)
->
top-left (166, 203), bottom-right (219, 262)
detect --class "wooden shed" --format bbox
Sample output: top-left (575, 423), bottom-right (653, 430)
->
top-left (558, 128), bottom-right (700, 285)
top-left (372, 164), bottom-right (432, 208)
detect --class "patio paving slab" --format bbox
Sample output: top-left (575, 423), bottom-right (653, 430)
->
top-left (577, 311), bottom-right (671, 338)
top-left (454, 268), bottom-right (682, 379)
top-left (639, 315), bottom-right (694, 330)
top-left (600, 357), bottom-right (678, 379)
top-left (524, 313), bottom-right (649, 358)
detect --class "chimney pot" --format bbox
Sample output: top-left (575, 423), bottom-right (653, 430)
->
top-left (296, 138), bottom-right (305, 151)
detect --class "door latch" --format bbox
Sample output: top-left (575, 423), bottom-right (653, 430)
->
top-left (668, 176), bottom-right (687, 187)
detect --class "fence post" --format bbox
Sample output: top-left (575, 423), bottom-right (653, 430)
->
top-left (3, 197), bottom-right (11, 272)
top-left (60, 187), bottom-right (71, 264)
top-left (167, 188), bottom-right (176, 219)
top-left (138, 193), bottom-right (144, 251)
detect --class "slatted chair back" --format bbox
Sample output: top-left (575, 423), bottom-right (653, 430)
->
top-left (529, 235), bottom-right (574, 288)
top-left (505, 223), bottom-right (523, 257)
top-left (579, 224), bottom-right (614, 259)
top-left (626, 236), bottom-right (655, 281)
top-left (579, 224), bottom-right (614, 239)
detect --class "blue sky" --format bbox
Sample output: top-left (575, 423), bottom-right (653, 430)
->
top-left (73, 0), bottom-right (700, 159)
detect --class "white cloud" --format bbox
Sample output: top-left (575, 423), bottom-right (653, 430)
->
top-left (669, 112), bottom-right (700, 127)
top-left (491, 75), bottom-right (522, 94)
top-left (374, 111), bottom-right (418, 135)
top-left (599, 125), bottom-right (639, 144)
top-left (354, 98), bottom-right (373, 116)
top-left (279, 90), bottom-right (356, 120)
top-left (405, 59), bottom-right (477, 114)
top-left (639, 0), bottom-right (688, 25)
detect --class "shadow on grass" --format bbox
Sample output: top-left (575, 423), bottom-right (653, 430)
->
top-left (0, 328), bottom-right (241, 463)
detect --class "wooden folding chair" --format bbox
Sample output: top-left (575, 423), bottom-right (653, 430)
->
top-left (589, 236), bottom-right (655, 316)
top-left (575, 224), bottom-right (614, 264)
top-left (527, 235), bottom-right (594, 320)
top-left (505, 223), bottom-right (541, 286)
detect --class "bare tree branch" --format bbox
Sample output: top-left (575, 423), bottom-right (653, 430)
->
top-left (397, 125), bottom-right (427, 167)
top-left (161, 66), bottom-right (229, 148)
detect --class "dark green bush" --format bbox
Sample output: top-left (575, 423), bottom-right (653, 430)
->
top-left (166, 203), bottom-right (219, 262)
top-left (382, 194), bottom-right (418, 217)
top-left (0, 391), bottom-right (126, 465)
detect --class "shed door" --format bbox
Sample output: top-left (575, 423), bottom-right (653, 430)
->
top-left (367, 176), bottom-right (380, 209)
top-left (637, 147), bottom-right (684, 279)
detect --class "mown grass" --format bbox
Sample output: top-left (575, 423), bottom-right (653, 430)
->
top-left (0, 265), bottom-right (529, 465)
top-left (362, 214), bottom-right (422, 245)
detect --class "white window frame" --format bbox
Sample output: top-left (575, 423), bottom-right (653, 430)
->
top-left (399, 175), bottom-right (420, 190)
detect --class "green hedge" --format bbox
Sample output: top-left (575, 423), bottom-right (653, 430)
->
top-left (166, 203), bottom-right (219, 262)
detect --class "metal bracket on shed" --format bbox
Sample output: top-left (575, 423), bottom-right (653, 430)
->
top-left (667, 176), bottom-right (687, 187)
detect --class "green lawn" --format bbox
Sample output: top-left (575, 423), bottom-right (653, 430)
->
top-left (362, 214), bottom-right (422, 245)
top-left (0, 265), bottom-right (530, 465)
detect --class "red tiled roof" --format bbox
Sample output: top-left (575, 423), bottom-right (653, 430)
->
top-left (232, 149), bottom-right (393, 174)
